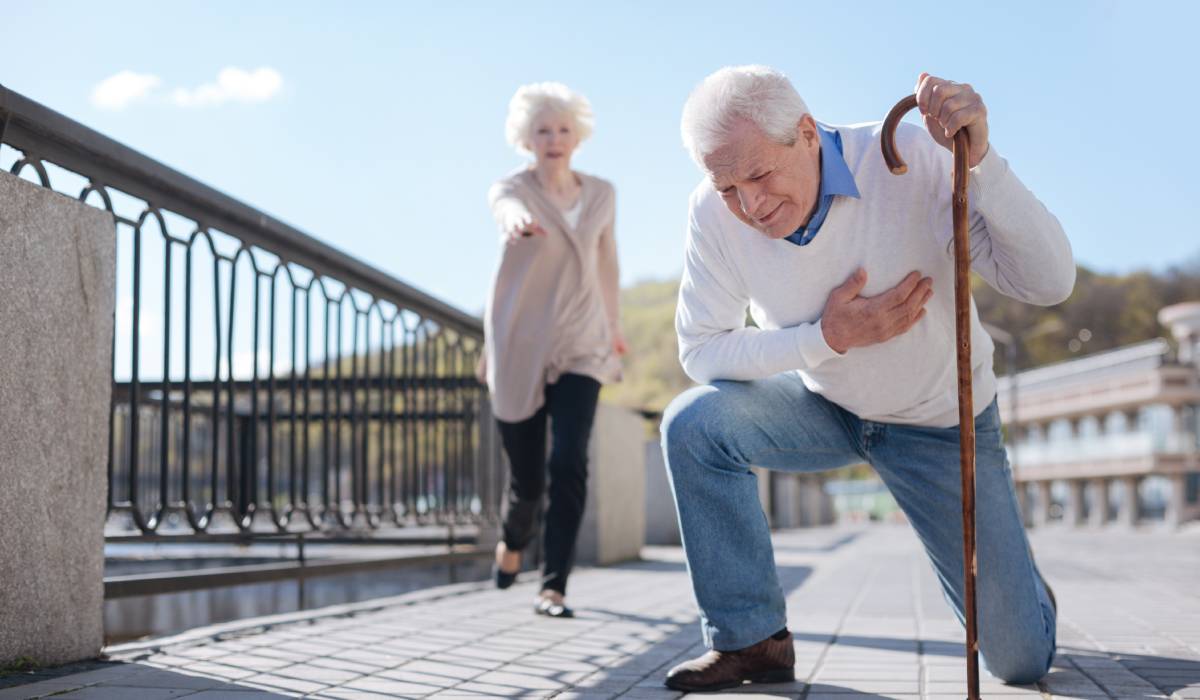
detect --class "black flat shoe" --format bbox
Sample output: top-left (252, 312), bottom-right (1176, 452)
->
top-left (534, 597), bottom-right (574, 618)
top-left (493, 563), bottom-right (518, 590)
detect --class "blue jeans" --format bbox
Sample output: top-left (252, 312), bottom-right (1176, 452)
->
top-left (661, 373), bottom-right (1057, 684)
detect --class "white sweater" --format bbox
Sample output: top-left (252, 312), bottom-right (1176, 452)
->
top-left (676, 121), bottom-right (1075, 428)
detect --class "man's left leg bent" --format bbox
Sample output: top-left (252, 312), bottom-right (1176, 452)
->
top-left (661, 374), bottom-right (863, 651)
top-left (659, 375), bottom-right (863, 692)
top-left (870, 400), bottom-right (1057, 684)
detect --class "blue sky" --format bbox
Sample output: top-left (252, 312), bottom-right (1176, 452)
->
top-left (5, 0), bottom-right (1199, 316)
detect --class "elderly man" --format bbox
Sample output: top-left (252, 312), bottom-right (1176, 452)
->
top-left (662, 66), bottom-right (1072, 692)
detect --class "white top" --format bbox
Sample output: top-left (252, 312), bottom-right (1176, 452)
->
top-left (676, 121), bottom-right (1075, 428)
top-left (563, 199), bottom-right (583, 229)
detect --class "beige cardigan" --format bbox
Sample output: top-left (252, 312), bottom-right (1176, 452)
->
top-left (484, 169), bottom-right (621, 422)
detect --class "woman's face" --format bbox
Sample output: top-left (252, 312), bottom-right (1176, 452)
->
top-left (527, 109), bottom-right (579, 166)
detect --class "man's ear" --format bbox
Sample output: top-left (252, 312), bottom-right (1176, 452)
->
top-left (796, 114), bottom-right (819, 149)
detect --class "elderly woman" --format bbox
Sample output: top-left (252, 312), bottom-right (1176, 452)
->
top-left (482, 82), bottom-right (624, 618)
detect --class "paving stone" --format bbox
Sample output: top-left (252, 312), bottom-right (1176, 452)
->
top-left (240, 673), bottom-right (328, 694)
top-left (390, 659), bottom-right (483, 681)
top-left (313, 689), bottom-right (410, 700)
top-left (183, 692), bottom-right (296, 699)
top-left (814, 669), bottom-right (919, 681)
top-left (424, 652), bottom-right (507, 672)
top-left (272, 663), bottom-right (360, 684)
top-left (0, 680), bottom-right (93, 700)
top-left (372, 668), bottom-right (463, 689)
top-left (924, 680), bottom-right (1041, 695)
top-left (612, 689), bottom-right (686, 699)
top-left (807, 694), bottom-right (918, 700)
top-left (94, 668), bottom-right (234, 690)
top-left (808, 681), bottom-right (919, 694)
top-left (337, 676), bottom-right (447, 696)
top-left (209, 654), bottom-right (294, 673)
top-left (301, 656), bottom-right (384, 675)
top-left (174, 661), bottom-right (260, 681)
top-left (52, 687), bottom-right (194, 699)
top-left (450, 679), bottom-right (557, 696)
top-left (170, 645), bottom-right (233, 661)
top-left (326, 648), bottom-right (412, 667)
top-left (234, 647), bottom-right (313, 664)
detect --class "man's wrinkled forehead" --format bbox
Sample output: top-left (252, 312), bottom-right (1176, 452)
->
top-left (701, 119), bottom-right (768, 186)
top-left (703, 143), bottom-right (763, 188)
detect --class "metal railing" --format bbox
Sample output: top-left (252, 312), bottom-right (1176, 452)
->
top-left (0, 85), bottom-right (504, 540)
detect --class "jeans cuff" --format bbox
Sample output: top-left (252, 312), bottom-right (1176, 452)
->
top-left (704, 610), bottom-right (788, 652)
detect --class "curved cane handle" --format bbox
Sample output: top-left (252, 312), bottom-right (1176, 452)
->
top-left (880, 94), bottom-right (918, 174)
top-left (880, 93), bottom-right (971, 176)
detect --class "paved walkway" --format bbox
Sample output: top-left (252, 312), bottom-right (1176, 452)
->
top-left (3, 525), bottom-right (1198, 699)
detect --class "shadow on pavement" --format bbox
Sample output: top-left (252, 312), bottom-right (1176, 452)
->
top-left (575, 563), bottom-right (911, 698)
top-left (1056, 647), bottom-right (1200, 699)
top-left (605, 558), bottom-right (689, 573)
top-left (771, 531), bottom-right (863, 554)
top-left (0, 660), bottom-right (295, 698)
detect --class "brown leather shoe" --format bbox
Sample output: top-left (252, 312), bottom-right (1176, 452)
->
top-left (664, 631), bottom-right (795, 692)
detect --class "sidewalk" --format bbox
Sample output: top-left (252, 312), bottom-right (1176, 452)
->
top-left (3, 525), bottom-right (1197, 699)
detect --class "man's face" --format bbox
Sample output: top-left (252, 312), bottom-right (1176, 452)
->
top-left (703, 115), bottom-right (821, 239)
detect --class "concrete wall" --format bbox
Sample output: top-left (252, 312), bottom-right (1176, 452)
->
top-left (771, 473), bottom-right (836, 529)
top-left (643, 439), bottom-right (681, 546)
top-left (0, 172), bottom-right (115, 666)
top-left (644, 437), bottom-right (836, 543)
top-left (643, 442), bottom-right (773, 544)
top-left (574, 404), bottom-right (646, 565)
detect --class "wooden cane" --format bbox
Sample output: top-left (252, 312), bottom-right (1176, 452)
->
top-left (880, 94), bottom-right (981, 700)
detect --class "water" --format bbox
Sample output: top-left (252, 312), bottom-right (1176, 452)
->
top-left (104, 546), bottom-right (493, 644)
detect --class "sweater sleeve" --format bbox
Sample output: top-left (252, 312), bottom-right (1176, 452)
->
top-left (676, 200), bottom-right (840, 384)
top-left (597, 185), bottom-right (621, 334)
top-left (487, 178), bottom-right (533, 242)
top-left (930, 143), bottom-right (1076, 306)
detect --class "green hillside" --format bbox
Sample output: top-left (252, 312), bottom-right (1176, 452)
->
top-left (600, 279), bottom-right (691, 413)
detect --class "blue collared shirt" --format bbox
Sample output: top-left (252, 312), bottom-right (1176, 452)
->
top-left (784, 125), bottom-right (860, 246)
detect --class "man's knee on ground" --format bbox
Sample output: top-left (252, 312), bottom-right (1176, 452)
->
top-left (984, 644), bottom-right (1053, 685)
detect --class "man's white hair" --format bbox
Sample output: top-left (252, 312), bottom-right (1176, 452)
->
top-left (680, 65), bottom-right (810, 166)
top-left (505, 82), bottom-right (594, 156)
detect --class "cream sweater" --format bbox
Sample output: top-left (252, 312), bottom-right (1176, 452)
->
top-left (485, 169), bottom-right (621, 422)
top-left (676, 121), bottom-right (1074, 428)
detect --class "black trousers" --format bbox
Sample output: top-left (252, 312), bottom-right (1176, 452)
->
top-left (496, 373), bottom-right (601, 595)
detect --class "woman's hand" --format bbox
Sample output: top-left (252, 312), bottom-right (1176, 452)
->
top-left (504, 212), bottom-right (547, 244)
top-left (612, 327), bottom-right (629, 356)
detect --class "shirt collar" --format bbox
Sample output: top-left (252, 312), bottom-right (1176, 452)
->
top-left (816, 124), bottom-right (860, 200)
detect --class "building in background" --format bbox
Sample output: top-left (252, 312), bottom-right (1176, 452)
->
top-left (997, 302), bottom-right (1200, 528)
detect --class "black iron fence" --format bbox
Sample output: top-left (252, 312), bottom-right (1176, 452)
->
top-left (0, 85), bottom-right (504, 539)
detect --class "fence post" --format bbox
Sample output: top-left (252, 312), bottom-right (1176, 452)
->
top-left (0, 171), bottom-right (115, 666)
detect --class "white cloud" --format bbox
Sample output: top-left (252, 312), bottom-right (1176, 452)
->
top-left (171, 67), bottom-right (283, 108)
top-left (91, 70), bottom-right (161, 110)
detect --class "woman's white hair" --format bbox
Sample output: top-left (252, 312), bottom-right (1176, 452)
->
top-left (505, 82), bottom-right (594, 156)
top-left (680, 65), bottom-right (810, 166)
